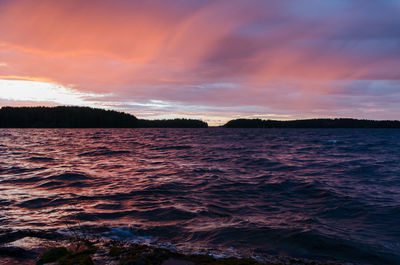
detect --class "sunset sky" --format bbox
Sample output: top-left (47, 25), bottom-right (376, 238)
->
top-left (0, 0), bottom-right (399, 125)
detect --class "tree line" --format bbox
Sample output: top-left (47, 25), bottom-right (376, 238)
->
top-left (223, 118), bottom-right (400, 128)
top-left (2, 107), bottom-right (399, 128)
top-left (0, 106), bottom-right (208, 128)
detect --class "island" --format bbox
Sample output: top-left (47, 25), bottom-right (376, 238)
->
top-left (223, 118), bottom-right (400, 128)
top-left (0, 106), bottom-right (208, 128)
top-left (1, 106), bottom-right (400, 128)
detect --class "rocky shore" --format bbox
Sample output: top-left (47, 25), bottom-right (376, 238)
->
top-left (0, 229), bottom-right (350, 265)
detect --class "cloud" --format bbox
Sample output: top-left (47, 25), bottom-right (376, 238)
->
top-left (0, 0), bottom-right (400, 124)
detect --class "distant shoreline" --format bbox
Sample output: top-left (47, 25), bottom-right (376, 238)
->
top-left (223, 118), bottom-right (400, 129)
top-left (0, 106), bottom-right (207, 128)
top-left (1, 106), bottom-right (400, 128)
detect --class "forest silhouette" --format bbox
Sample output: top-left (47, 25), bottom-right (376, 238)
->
top-left (1, 106), bottom-right (400, 128)
top-left (0, 106), bottom-right (207, 128)
top-left (224, 118), bottom-right (400, 128)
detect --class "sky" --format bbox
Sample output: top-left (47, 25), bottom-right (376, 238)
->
top-left (0, 0), bottom-right (399, 125)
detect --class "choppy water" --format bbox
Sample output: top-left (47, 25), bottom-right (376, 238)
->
top-left (1, 128), bottom-right (400, 264)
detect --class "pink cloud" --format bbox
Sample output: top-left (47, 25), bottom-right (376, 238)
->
top-left (1, 0), bottom-right (400, 123)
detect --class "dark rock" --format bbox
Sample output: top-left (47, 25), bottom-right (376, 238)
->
top-left (123, 259), bottom-right (147, 265)
top-left (162, 258), bottom-right (195, 265)
top-left (37, 247), bottom-right (69, 264)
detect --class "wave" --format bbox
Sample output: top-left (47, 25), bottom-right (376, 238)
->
top-left (78, 150), bottom-right (130, 156)
top-left (0, 166), bottom-right (46, 175)
top-left (45, 172), bottom-right (92, 181)
top-left (152, 145), bottom-right (192, 150)
top-left (2, 128), bottom-right (400, 264)
top-left (27, 157), bottom-right (54, 162)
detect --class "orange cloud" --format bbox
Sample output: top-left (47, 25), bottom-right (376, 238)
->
top-left (1, 0), bottom-right (400, 122)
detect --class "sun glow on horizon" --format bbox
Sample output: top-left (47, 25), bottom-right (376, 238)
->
top-left (0, 78), bottom-right (107, 106)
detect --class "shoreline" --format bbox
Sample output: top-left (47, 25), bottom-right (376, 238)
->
top-left (2, 106), bottom-right (400, 128)
top-left (0, 228), bottom-right (346, 265)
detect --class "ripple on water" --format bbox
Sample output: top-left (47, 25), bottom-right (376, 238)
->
top-left (78, 150), bottom-right (130, 157)
top-left (27, 157), bottom-right (54, 162)
top-left (0, 128), bottom-right (400, 264)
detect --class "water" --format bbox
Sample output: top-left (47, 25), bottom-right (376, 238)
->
top-left (1, 128), bottom-right (399, 264)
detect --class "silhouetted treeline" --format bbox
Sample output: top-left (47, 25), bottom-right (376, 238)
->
top-left (0, 106), bottom-right (207, 128)
top-left (223, 118), bottom-right (400, 128)
top-left (3, 107), bottom-right (398, 129)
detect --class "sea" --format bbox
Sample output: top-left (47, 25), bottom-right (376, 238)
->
top-left (0, 128), bottom-right (399, 264)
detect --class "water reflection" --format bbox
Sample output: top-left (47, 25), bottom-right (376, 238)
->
top-left (1, 128), bottom-right (400, 263)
